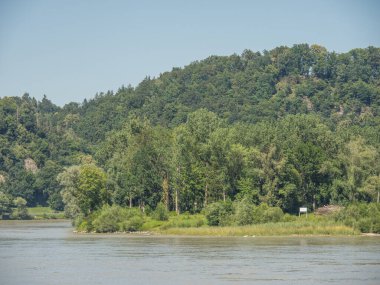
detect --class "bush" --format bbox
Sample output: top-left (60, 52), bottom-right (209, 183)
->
top-left (92, 205), bottom-right (121, 232)
top-left (120, 215), bottom-right (144, 231)
top-left (335, 203), bottom-right (380, 233)
top-left (11, 197), bottom-right (30, 220)
top-left (253, 203), bottom-right (284, 223)
top-left (165, 213), bottom-right (206, 228)
top-left (204, 201), bottom-right (234, 226)
top-left (152, 202), bottom-right (169, 221)
top-left (90, 205), bottom-right (144, 233)
top-left (233, 199), bottom-right (254, 226)
top-left (0, 191), bottom-right (11, 218)
top-left (77, 219), bottom-right (92, 232)
top-left (281, 213), bottom-right (297, 222)
top-left (48, 192), bottom-right (64, 211)
top-left (204, 201), bottom-right (285, 226)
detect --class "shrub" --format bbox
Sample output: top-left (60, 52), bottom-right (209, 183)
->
top-left (91, 205), bottom-right (144, 233)
top-left (92, 205), bottom-right (120, 232)
top-left (335, 203), bottom-right (380, 233)
top-left (120, 215), bottom-right (144, 231)
top-left (204, 201), bottom-right (234, 226)
top-left (0, 191), bottom-right (11, 218)
top-left (263, 206), bottom-right (284, 223)
top-left (152, 202), bottom-right (169, 221)
top-left (233, 199), bottom-right (254, 225)
top-left (77, 220), bottom-right (92, 232)
top-left (281, 213), bottom-right (297, 222)
top-left (253, 203), bottom-right (284, 223)
top-left (165, 213), bottom-right (206, 228)
top-left (11, 197), bottom-right (30, 220)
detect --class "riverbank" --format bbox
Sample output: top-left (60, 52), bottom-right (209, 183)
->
top-left (153, 222), bottom-right (358, 236)
top-left (74, 218), bottom-right (359, 236)
top-left (0, 218), bottom-right (362, 236)
top-left (27, 207), bottom-right (65, 219)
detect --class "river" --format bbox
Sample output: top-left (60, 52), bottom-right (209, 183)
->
top-left (0, 220), bottom-right (379, 285)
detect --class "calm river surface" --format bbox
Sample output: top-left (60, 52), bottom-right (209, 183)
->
top-left (0, 221), bottom-right (379, 285)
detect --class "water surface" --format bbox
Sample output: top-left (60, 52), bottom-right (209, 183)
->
top-left (0, 221), bottom-right (379, 285)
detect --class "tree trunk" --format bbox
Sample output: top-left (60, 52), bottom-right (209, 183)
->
top-left (162, 173), bottom-right (169, 210)
top-left (204, 183), bottom-right (208, 207)
top-left (129, 196), bottom-right (132, 208)
top-left (377, 191), bottom-right (379, 204)
top-left (175, 188), bottom-right (179, 215)
top-left (312, 194), bottom-right (316, 211)
top-left (223, 190), bottom-right (226, 202)
top-left (175, 166), bottom-right (180, 215)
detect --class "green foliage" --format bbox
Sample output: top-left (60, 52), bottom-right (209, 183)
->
top-left (120, 215), bottom-right (145, 232)
top-left (0, 191), bottom-right (12, 217)
top-left (253, 203), bottom-right (284, 223)
top-left (334, 203), bottom-right (380, 233)
top-left (92, 205), bottom-right (121, 232)
top-left (77, 164), bottom-right (108, 214)
top-left (233, 199), bottom-right (255, 226)
top-left (1, 45), bottom-right (380, 228)
top-left (204, 201), bottom-right (234, 226)
top-left (205, 200), bottom-right (285, 226)
top-left (11, 197), bottom-right (30, 219)
top-left (58, 163), bottom-right (107, 217)
top-left (158, 221), bottom-right (357, 236)
top-left (160, 213), bottom-right (206, 229)
top-left (152, 202), bottom-right (169, 221)
top-left (83, 205), bottom-right (144, 233)
top-left (27, 206), bottom-right (64, 219)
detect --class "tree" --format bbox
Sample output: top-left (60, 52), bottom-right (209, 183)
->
top-left (11, 197), bottom-right (29, 219)
top-left (58, 164), bottom-right (107, 217)
top-left (340, 137), bottom-right (378, 202)
top-left (0, 191), bottom-right (11, 217)
top-left (57, 166), bottom-right (81, 218)
top-left (78, 164), bottom-right (108, 214)
top-left (361, 175), bottom-right (380, 203)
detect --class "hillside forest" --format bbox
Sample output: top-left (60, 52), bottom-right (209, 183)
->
top-left (0, 44), bottom-right (380, 228)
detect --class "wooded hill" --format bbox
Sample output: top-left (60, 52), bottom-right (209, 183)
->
top-left (1, 44), bottom-right (379, 215)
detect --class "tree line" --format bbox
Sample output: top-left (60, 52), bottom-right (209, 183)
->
top-left (0, 44), bottom-right (379, 218)
top-left (57, 110), bottom-right (380, 218)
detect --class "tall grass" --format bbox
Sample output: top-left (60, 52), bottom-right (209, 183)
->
top-left (155, 220), bottom-right (358, 236)
top-left (27, 207), bottom-right (65, 219)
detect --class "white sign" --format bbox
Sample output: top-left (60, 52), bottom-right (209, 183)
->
top-left (299, 207), bottom-right (307, 213)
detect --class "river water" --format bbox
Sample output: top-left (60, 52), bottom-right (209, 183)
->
top-left (0, 221), bottom-right (379, 285)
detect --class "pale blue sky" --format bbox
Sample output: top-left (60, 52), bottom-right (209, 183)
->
top-left (0, 0), bottom-right (379, 106)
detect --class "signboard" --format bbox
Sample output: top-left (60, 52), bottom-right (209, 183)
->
top-left (299, 207), bottom-right (308, 217)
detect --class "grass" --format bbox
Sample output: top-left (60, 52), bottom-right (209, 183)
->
top-left (27, 207), bottom-right (65, 219)
top-left (141, 214), bottom-right (206, 231)
top-left (70, 207), bottom-right (363, 236)
top-left (144, 212), bottom-right (358, 236)
top-left (153, 220), bottom-right (358, 236)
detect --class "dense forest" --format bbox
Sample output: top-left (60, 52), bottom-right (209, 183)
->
top-left (1, 44), bottom-right (380, 221)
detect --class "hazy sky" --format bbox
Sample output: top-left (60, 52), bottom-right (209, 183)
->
top-left (0, 0), bottom-right (379, 106)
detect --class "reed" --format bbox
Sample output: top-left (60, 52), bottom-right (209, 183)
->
top-left (154, 220), bottom-right (358, 236)
top-left (27, 207), bottom-right (65, 219)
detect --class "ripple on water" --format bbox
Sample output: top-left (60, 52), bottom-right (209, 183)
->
top-left (1, 221), bottom-right (380, 285)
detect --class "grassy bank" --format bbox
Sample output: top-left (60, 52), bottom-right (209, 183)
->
top-left (73, 204), bottom-right (359, 236)
top-left (72, 202), bottom-right (379, 236)
top-left (154, 221), bottom-right (358, 236)
top-left (27, 207), bottom-right (65, 219)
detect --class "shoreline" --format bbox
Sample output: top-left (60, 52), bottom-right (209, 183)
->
top-left (3, 219), bottom-right (380, 237)
top-left (71, 230), bottom-right (375, 238)
top-left (0, 218), bottom-right (70, 223)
